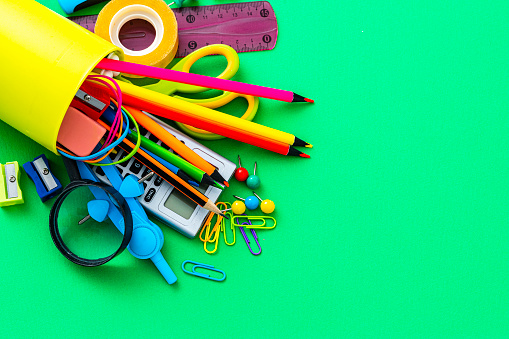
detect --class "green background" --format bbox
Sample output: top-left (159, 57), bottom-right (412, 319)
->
top-left (0, 0), bottom-right (507, 337)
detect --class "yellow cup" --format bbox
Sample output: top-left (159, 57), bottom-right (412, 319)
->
top-left (0, 0), bottom-right (123, 154)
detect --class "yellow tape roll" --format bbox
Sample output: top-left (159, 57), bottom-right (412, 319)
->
top-left (95, 0), bottom-right (178, 75)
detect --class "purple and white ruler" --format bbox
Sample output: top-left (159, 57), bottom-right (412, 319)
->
top-left (68, 1), bottom-right (278, 58)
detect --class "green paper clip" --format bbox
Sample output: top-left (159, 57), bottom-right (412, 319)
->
top-left (182, 260), bottom-right (226, 282)
top-left (0, 161), bottom-right (24, 207)
top-left (222, 211), bottom-right (236, 245)
top-left (232, 215), bottom-right (276, 229)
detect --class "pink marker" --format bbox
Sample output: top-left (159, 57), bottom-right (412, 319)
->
top-left (96, 58), bottom-right (314, 103)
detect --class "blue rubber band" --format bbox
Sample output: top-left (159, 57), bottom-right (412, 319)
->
top-left (58, 108), bottom-right (130, 161)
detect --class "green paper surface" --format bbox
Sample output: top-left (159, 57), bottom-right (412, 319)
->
top-left (0, 0), bottom-right (507, 337)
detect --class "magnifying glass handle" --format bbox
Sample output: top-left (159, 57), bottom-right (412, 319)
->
top-left (151, 251), bottom-right (177, 284)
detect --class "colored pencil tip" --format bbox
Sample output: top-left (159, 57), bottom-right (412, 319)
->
top-left (292, 93), bottom-right (313, 103)
top-left (288, 146), bottom-right (311, 158)
top-left (214, 181), bottom-right (225, 190)
top-left (211, 170), bottom-right (228, 186)
top-left (221, 213), bottom-right (230, 219)
top-left (293, 136), bottom-right (312, 148)
top-left (223, 181), bottom-right (230, 187)
top-left (304, 98), bottom-right (314, 103)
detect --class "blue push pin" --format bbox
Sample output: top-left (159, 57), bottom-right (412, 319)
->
top-left (233, 194), bottom-right (260, 210)
top-left (79, 200), bottom-right (110, 225)
top-left (78, 171), bottom-right (153, 225)
top-left (246, 162), bottom-right (260, 189)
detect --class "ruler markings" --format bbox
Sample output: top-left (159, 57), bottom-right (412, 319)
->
top-left (69, 1), bottom-right (277, 58)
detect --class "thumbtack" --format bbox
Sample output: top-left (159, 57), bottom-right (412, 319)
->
top-left (233, 194), bottom-right (259, 210)
top-left (246, 161), bottom-right (260, 189)
top-left (252, 191), bottom-right (275, 214)
top-left (79, 172), bottom-right (153, 224)
top-left (234, 155), bottom-right (249, 182)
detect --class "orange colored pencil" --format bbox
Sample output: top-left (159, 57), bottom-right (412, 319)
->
top-left (126, 106), bottom-right (229, 186)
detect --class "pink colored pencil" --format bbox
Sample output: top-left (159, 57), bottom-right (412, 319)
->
top-left (96, 58), bottom-right (314, 103)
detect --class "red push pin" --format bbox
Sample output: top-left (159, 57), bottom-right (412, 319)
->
top-left (234, 155), bottom-right (249, 182)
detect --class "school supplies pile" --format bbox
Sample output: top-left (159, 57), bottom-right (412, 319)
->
top-left (0, 0), bottom-right (313, 285)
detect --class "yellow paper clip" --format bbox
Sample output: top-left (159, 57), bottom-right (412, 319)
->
top-left (199, 212), bottom-right (215, 242)
top-left (222, 214), bottom-right (235, 246)
top-left (199, 202), bottom-right (226, 254)
top-left (218, 202), bottom-right (235, 245)
top-left (0, 161), bottom-right (24, 207)
top-left (232, 215), bottom-right (276, 229)
top-left (204, 225), bottom-right (220, 254)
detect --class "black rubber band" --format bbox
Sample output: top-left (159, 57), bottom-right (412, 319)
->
top-left (49, 179), bottom-right (133, 267)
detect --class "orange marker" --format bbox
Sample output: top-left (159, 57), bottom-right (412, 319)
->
top-left (125, 106), bottom-right (229, 186)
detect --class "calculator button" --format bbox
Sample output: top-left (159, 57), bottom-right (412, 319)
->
top-left (154, 175), bottom-right (163, 186)
top-left (118, 151), bottom-right (128, 167)
top-left (138, 126), bottom-right (148, 135)
top-left (142, 168), bottom-right (153, 181)
top-left (96, 167), bottom-right (105, 176)
top-left (143, 182), bottom-right (147, 190)
top-left (111, 148), bottom-right (118, 160)
top-left (117, 168), bottom-right (123, 176)
top-left (129, 159), bottom-right (143, 174)
top-left (144, 188), bottom-right (156, 202)
top-left (148, 133), bottom-right (159, 143)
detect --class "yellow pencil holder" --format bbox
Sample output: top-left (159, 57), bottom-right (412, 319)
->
top-left (0, 0), bottom-right (123, 154)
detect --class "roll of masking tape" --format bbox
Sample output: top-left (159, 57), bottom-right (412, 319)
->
top-left (95, 0), bottom-right (178, 76)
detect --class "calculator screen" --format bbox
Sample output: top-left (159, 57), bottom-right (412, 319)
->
top-left (163, 185), bottom-right (207, 220)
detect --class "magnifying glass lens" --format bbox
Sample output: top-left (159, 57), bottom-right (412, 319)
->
top-left (56, 186), bottom-right (123, 260)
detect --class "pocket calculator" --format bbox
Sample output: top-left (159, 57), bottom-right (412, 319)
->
top-left (93, 115), bottom-right (235, 238)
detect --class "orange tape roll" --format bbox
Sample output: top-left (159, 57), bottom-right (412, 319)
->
top-left (95, 0), bottom-right (178, 75)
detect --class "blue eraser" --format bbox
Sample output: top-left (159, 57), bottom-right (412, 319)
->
top-left (23, 154), bottom-right (63, 202)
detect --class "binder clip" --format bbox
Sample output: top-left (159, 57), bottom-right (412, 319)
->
top-left (0, 161), bottom-right (24, 207)
top-left (23, 154), bottom-right (62, 202)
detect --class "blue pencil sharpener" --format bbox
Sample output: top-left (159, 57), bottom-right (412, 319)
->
top-left (23, 154), bottom-right (63, 202)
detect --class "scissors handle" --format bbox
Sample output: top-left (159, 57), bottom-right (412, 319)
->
top-left (143, 44), bottom-right (240, 95)
top-left (174, 92), bottom-right (259, 140)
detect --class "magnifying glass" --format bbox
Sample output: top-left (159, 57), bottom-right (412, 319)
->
top-left (49, 159), bottom-right (133, 267)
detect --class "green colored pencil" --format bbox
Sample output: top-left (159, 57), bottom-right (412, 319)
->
top-left (127, 131), bottom-right (222, 189)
